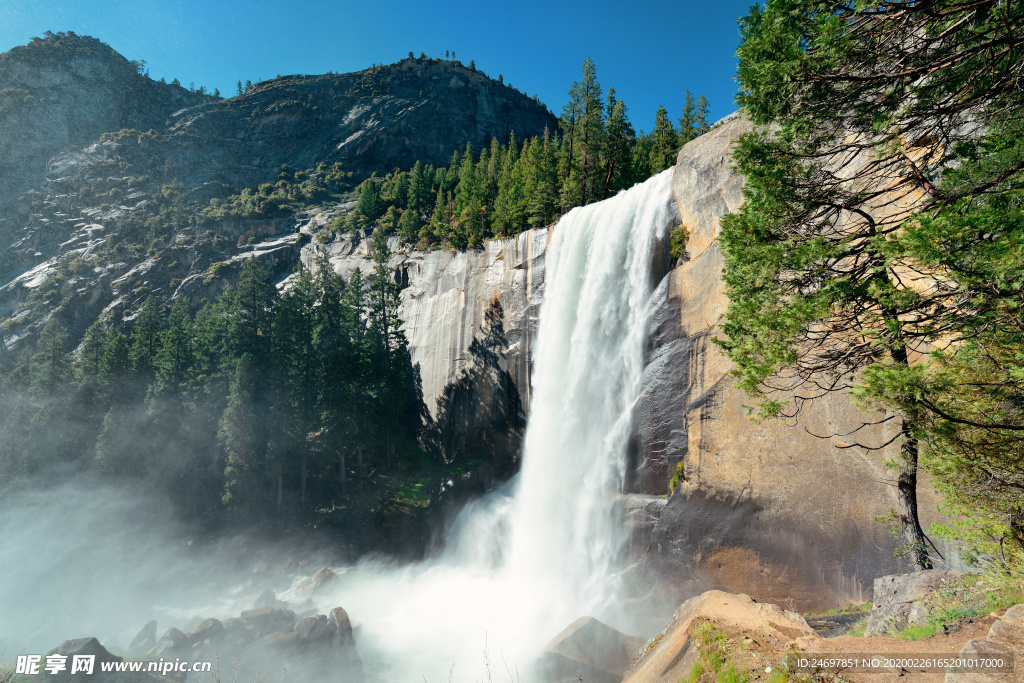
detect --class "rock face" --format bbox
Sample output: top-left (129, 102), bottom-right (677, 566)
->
top-left (0, 33), bottom-right (209, 212)
top-left (533, 617), bottom-right (646, 683)
top-left (622, 590), bottom-right (814, 683)
top-left (629, 115), bottom-right (961, 612)
top-left (304, 227), bottom-right (547, 418)
top-left (945, 604), bottom-right (1023, 683)
top-left (0, 34), bottom-right (556, 356)
top-left (864, 570), bottom-right (965, 636)
top-left (52, 637), bottom-right (122, 683)
top-left (290, 227), bottom-right (545, 484)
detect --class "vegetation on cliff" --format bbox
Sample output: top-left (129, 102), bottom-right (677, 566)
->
top-left (335, 59), bottom-right (710, 249)
top-left (720, 0), bottom-right (1024, 578)
top-left (0, 241), bottom-right (444, 542)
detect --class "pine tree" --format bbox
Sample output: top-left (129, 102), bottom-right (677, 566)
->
top-left (227, 258), bottom-right (277, 363)
top-left (721, 0), bottom-right (1024, 570)
top-left (648, 105), bottom-right (678, 173)
top-left (678, 90), bottom-right (697, 146)
top-left (220, 353), bottom-right (265, 516)
top-left (408, 160), bottom-right (430, 214)
top-left (130, 297), bottom-right (165, 380)
top-left (78, 320), bottom-right (108, 383)
top-left (152, 297), bottom-right (196, 400)
top-left (602, 88), bottom-right (634, 197)
top-left (273, 267), bottom-right (319, 511)
top-left (354, 178), bottom-right (384, 227)
top-left (558, 77), bottom-right (583, 212)
top-left (399, 208), bottom-right (422, 242)
top-left (577, 57), bottom-right (606, 205)
top-left (694, 95), bottom-right (710, 135)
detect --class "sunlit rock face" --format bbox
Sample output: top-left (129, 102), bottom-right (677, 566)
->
top-left (300, 227), bottom-right (547, 420)
top-left (630, 115), bottom-right (964, 612)
top-left (0, 33), bottom-right (209, 213)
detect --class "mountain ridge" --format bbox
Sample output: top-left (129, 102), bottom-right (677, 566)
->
top-left (0, 33), bottom-right (558, 356)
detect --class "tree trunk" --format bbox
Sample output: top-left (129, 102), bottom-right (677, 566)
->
top-left (300, 451), bottom-right (307, 511)
top-left (603, 160), bottom-right (615, 199)
top-left (339, 452), bottom-right (346, 496)
top-left (276, 472), bottom-right (283, 518)
top-left (891, 344), bottom-right (933, 571)
top-left (897, 418), bottom-right (933, 570)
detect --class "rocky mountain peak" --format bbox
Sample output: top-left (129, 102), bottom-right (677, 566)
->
top-left (0, 32), bottom-right (212, 209)
top-left (0, 36), bottom-right (558, 355)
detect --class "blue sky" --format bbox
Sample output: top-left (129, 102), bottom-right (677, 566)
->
top-left (1, 0), bottom-right (755, 131)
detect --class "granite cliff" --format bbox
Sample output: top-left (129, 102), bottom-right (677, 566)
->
top-left (0, 33), bottom-right (962, 613)
top-left (360, 116), bottom-right (964, 612)
top-left (0, 34), bottom-right (556, 356)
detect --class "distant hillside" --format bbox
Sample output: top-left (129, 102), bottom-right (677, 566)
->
top-left (0, 31), bottom-right (212, 209)
top-left (0, 33), bottom-right (558, 355)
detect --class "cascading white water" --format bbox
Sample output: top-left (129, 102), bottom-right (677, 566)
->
top-left (311, 169), bottom-right (678, 682)
top-left (0, 171), bottom-right (677, 678)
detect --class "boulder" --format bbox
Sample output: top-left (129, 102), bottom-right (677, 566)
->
top-left (51, 637), bottom-right (122, 683)
top-left (294, 615), bottom-right (333, 648)
top-left (329, 606), bottom-right (356, 648)
top-left (253, 588), bottom-right (288, 609)
top-left (220, 616), bottom-right (251, 646)
top-left (189, 617), bottom-right (225, 646)
top-left (623, 590), bottom-right (814, 683)
top-left (148, 626), bottom-right (191, 658)
top-left (240, 606), bottom-right (297, 637)
top-left (987, 603), bottom-right (1024, 650)
top-left (261, 630), bottom-right (301, 649)
top-left (127, 619), bottom-right (156, 652)
top-left (294, 567), bottom-right (336, 597)
top-left (533, 617), bottom-right (645, 683)
top-left (946, 604), bottom-right (1024, 683)
top-left (864, 570), bottom-right (965, 636)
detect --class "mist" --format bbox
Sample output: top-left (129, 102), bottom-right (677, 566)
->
top-left (0, 171), bottom-right (677, 682)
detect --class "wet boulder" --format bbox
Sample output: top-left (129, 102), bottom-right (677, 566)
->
top-left (294, 615), bottom-right (334, 648)
top-left (329, 606), bottom-right (357, 648)
top-left (240, 606), bottom-right (297, 637)
top-left (189, 617), bottom-right (225, 646)
top-left (52, 637), bottom-right (122, 683)
top-left (148, 626), bottom-right (191, 659)
top-left (127, 619), bottom-right (157, 652)
top-left (533, 617), bottom-right (645, 683)
top-left (294, 567), bottom-right (337, 597)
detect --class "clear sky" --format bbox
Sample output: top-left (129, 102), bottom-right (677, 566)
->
top-left (1, 0), bottom-right (755, 131)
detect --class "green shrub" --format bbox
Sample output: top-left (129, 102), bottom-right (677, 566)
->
top-left (669, 224), bottom-right (689, 262)
top-left (669, 460), bottom-right (685, 493)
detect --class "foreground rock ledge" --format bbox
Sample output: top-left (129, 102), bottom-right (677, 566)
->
top-left (622, 590), bottom-right (814, 683)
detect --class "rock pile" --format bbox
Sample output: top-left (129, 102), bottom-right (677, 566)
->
top-left (135, 602), bottom-right (362, 678)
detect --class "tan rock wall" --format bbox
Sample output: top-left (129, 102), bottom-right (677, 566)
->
top-left (636, 115), bottom-right (960, 612)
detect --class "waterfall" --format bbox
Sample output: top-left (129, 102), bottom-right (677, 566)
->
top-left (315, 169), bottom-right (677, 682)
top-left (505, 167), bottom-right (676, 606)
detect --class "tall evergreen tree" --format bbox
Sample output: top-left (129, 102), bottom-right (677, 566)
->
top-left (649, 105), bottom-right (678, 173)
